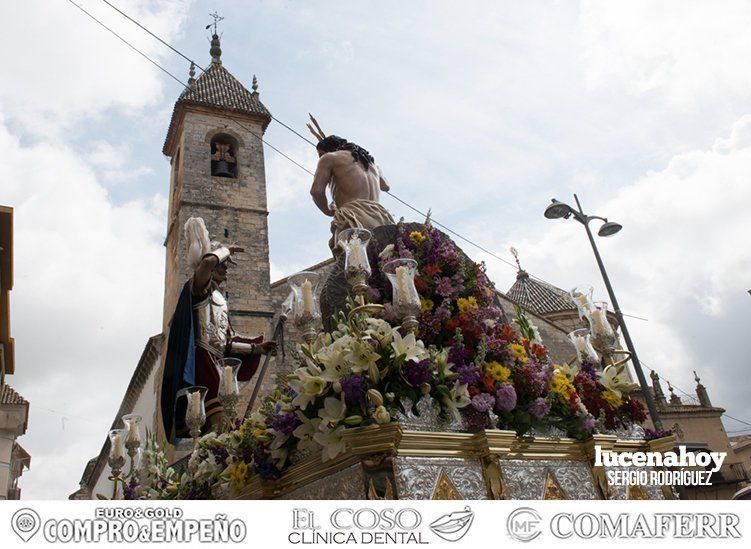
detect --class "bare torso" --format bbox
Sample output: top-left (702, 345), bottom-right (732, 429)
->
top-left (310, 150), bottom-right (390, 217)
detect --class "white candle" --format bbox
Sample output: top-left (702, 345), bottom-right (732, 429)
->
top-left (573, 335), bottom-right (587, 356)
top-left (128, 420), bottom-right (138, 442)
top-left (301, 279), bottom-right (313, 315)
top-left (349, 235), bottom-right (367, 268)
top-left (591, 308), bottom-right (610, 336)
top-left (223, 366), bottom-right (234, 395)
top-left (574, 293), bottom-right (590, 310)
top-left (112, 433), bottom-right (123, 458)
top-left (189, 390), bottom-right (201, 418)
top-left (395, 265), bottom-right (409, 302)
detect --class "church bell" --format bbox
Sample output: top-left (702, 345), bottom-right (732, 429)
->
top-left (213, 159), bottom-right (235, 178)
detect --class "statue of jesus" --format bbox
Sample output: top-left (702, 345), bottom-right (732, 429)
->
top-left (307, 117), bottom-right (395, 253)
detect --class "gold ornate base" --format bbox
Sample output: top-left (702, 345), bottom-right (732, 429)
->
top-left (232, 424), bottom-right (677, 501)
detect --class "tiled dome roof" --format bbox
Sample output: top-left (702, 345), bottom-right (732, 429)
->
top-left (506, 270), bottom-right (576, 315)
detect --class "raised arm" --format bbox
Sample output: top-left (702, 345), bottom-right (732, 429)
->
top-left (192, 254), bottom-right (219, 295)
top-left (310, 153), bottom-right (335, 216)
top-left (378, 165), bottom-right (391, 192)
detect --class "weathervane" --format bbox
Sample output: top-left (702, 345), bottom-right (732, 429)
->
top-left (510, 246), bottom-right (522, 271)
top-left (206, 11), bottom-right (224, 34)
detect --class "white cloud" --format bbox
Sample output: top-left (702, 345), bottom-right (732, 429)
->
top-left (0, 120), bottom-right (166, 498)
top-left (0, 0), bottom-right (189, 136)
top-left (579, 0), bottom-right (751, 104)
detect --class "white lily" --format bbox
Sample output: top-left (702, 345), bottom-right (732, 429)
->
top-left (287, 368), bottom-right (327, 409)
top-left (313, 424), bottom-right (347, 461)
top-left (555, 362), bottom-right (580, 382)
top-left (443, 383), bottom-right (471, 423)
top-left (598, 365), bottom-right (638, 398)
top-left (318, 394), bottom-right (347, 427)
top-left (391, 331), bottom-right (428, 362)
top-left (345, 338), bottom-right (381, 374)
top-left (450, 383), bottom-right (471, 408)
top-left (292, 412), bottom-right (322, 452)
top-left (379, 244), bottom-right (395, 260)
top-left (365, 318), bottom-right (396, 346)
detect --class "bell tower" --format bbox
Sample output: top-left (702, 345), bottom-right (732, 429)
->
top-left (161, 33), bottom-right (274, 337)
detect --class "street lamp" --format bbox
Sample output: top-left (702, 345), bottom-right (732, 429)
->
top-left (544, 194), bottom-right (663, 431)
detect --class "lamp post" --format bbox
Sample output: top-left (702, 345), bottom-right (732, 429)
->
top-left (544, 194), bottom-right (663, 431)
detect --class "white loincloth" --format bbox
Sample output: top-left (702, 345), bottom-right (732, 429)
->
top-left (329, 198), bottom-right (395, 253)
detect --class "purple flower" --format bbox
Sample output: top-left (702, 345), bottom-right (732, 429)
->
top-left (123, 476), bottom-right (139, 500)
top-left (644, 428), bottom-right (672, 440)
top-left (403, 359), bottom-right (432, 387)
top-left (340, 374), bottom-right (364, 406)
top-left (583, 416), bottom-right (597, 433)
top-left (528, 397), bottom-right (551, 420)
top-left (495, 383), bottom-right (517, 412)
top-left (436, 277), bottom-right (457, 299)
top-left (212, 445), bottom-right (229, 466)
top-left (471, 393), bottom-right (495, 412)
top-left (272, 412), bottom-right (301, 436)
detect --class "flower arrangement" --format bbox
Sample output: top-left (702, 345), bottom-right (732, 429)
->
top-left (134, 221), bottom-right (648, 499)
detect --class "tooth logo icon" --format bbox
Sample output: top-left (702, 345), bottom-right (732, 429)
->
top-left (429, 506), bottom-right (474, 542)
top-left (12, 508), bottom-right (41, 542)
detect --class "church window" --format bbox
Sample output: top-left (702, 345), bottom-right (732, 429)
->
top-left (210, 133), bottom-right (238, 178)
top-left (224, 228), bottom-right (229, 238)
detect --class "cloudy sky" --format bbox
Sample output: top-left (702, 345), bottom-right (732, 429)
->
top-left (2, 0), bottom-right (750, 499)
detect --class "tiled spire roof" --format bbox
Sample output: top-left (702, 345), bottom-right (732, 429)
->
top-left (162, 34), bottom-right (271, 155)
top-left (0, 384), bottom-right (28, 405)
top-left (506, 270), bottom-right (576, 315)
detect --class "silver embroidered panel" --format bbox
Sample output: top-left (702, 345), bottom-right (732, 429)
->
top-left (281, 464), bottom-right (365, 500)
top-left (501, 459), bottom-right (599, 500)
top-left (604, 466), bottom-right (667, 500)
top-left (393, 456), bottom-right (487, 500)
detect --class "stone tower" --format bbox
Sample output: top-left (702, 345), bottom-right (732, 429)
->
top-left (161, 34), bottom-right (274, 337)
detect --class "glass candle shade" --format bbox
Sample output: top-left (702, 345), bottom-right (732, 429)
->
top-left (185, 385), bottom-right (208, 431)
top-left (570, 285), bottom-right (594, 320)
top-left (568, 328), bottom-right (599, 363)
top-left (288, 272), bottom-right (322, 329)
top-left (338, 228), bottom-right (372, 292)
top-left (109, 429), bottom-right (126, 460)
top-left (588, 301), bottom-right (616, 351)
top-left (216, 357), bottom-right (242, 397)
top-left (121, 413), bottom-right (142, 445)
top-left (383, 258), bottom-right (421, 320)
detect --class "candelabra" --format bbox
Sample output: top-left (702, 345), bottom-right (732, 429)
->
top-left (338, 229), bottom-right (385, 333)
top-left (185, 386), bottom-right (208, 450)
top-left (217, 358), bottom-right (241, 429)
top-left (383, 258), bottom-right (421, 333)
top-left (107, 428), bottom-right (126, 499)
top-left (288, 271), bottom-right (322, 344)
top-left (121, 413), bottom-right (142, 478)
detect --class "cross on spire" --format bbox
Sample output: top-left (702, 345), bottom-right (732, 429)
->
top-left (206, 11), bottom-right (224, 35)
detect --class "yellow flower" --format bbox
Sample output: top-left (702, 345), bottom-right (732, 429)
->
top-left (229, 461), bottom-right (249, 490)
top-left (457, 296), bottom-right (478, 315)
top-left (508, 343), bottom-right (528, 363)
top-left (548, 371), bottom-right (576, 404)
top-left (409, 231), bottom-right (426, 245)
top-left (484, 361), bottom-right (511, 382)
top-left (601, 390), bottom-right (623, 409)
top-left (252, 428), bottom-right (270, 443)
top-left (421, 298), bottom-right (434, 313)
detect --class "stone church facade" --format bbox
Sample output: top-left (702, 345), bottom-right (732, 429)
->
top-left (70, 36), bottom-right (749, 500)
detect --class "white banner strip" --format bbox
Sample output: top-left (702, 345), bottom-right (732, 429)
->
top-left (0, 500), bottom-right (749, 548)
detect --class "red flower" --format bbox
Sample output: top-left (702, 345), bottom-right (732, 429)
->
top-left (423, 264), bottom-right (441, 278)
top-left (468, 386), bottom-right (480, 397)
top-left (530, 343), bottom-right (548, 361)
top-left (414, 277), bottom-right (429, 294)
top-left (480, 376), bottom-right (496, 393)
